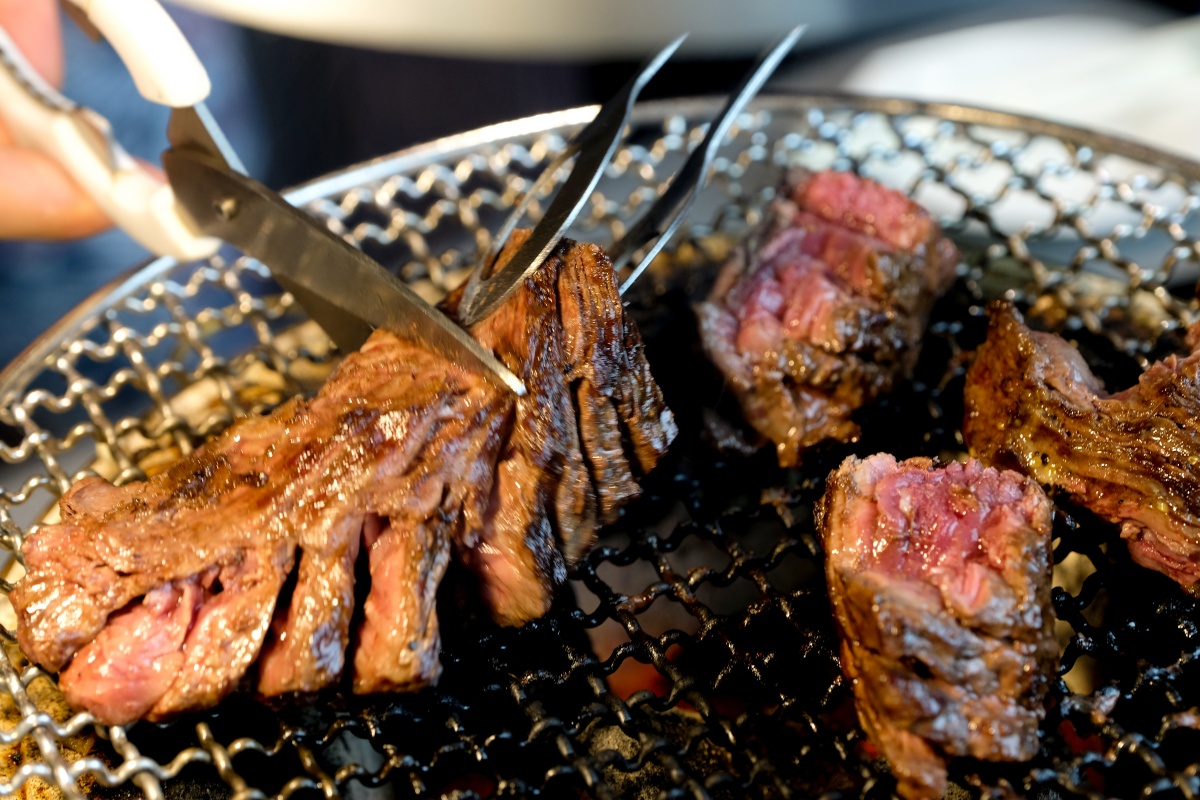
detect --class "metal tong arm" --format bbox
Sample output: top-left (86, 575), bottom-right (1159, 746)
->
top-left (455, 34), bottom-right (687, 328)
top-left (0, 0), bottom-right (218, 260)
top-left (611, 25), bottom-right (807, 295)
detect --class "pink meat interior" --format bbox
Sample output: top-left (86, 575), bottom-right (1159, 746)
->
top-left (793, 170), bottom-right (935, 252)
top-left (850, 457), bottom-right (1030, 616)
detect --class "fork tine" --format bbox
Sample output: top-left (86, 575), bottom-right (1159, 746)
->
top-left (613, 24), bottom-right (807, 295)
top-left (481, 35), bottom-right (685, 271)
top-left (456, 34), bottom-right (686, 327)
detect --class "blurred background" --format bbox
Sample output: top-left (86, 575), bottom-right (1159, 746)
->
top-left (0, 0), bottom-right (1197, 368)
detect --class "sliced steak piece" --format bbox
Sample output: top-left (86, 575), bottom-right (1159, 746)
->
top-left (818, 453), bottom-right (1057, 800)
top-left (446, 230), bottom-right (677, 622)
top-left (12, 231), bottom-right (675, 724)
top-left (964, 301), bottom-right (1200, 591)
top-left (12, 410), bottom-right (319, 679)
top-left (151, 548), bottom-right (289, 716)
top-left (697, 170), bottom-right (958, 466)
top-left (342, 331), bottom-right (511, 692)
top-left (353, 515), bottom-right (450, 693)
top-left (447, 238), bottom-right (586, 624)
top-left (58, 577), bottom-right (203, 724)
top-left (16, 339), bottom-right (465, 723)
top-left (257, 513), bottom-right (363, 696)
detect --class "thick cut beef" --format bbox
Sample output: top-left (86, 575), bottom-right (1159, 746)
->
top-left (58, 577), bottom-right (203, 724)
top-left (818, 453), bottom-right (1057, 800)
top-left (353, 515), bottom-right (450, 694)
top-left (258, 513), bottom-right (363, 696)
top-left (11, 232), bottom-right (675, 725)
top-left (445, 232), bottom-right (677, 622)
top-left (697, 170), bottom-right (958, 466)
top-left (16, 340), bottom-right (498, 724)
top-left (964, 301), bottom-right (1200, 590)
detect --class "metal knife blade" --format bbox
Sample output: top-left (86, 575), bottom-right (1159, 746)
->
top-left (164, 107), bottom-right (526, 396)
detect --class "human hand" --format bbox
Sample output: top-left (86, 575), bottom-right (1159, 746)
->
top-left (0, 0), bottom-right (111, 240)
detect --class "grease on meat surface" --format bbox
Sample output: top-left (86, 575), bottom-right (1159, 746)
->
top-left (11, 232), bottom-right (676, 725)
top-left (965, 301), bottom-right (1200, 591)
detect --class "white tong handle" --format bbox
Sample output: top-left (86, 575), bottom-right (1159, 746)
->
top-left (0, 0), bottom-right (218, 259)
top-left (67, 0), bottom-right (210, 107)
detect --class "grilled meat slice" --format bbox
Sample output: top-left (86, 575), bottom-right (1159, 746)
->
top-left (353, 515), bottom-right (450, 693)
top-left (818, 453), bottom-right (1057, 800)
top-left (16, 339), bottom-right (492, 723)
top-left (343, 333), bottom-right (510, 694)
top-left (446, 231), bottom-right (677, 622)
top-left (697, 170), bottom-right (958, 466)
top-left (446, 238), bottom-right (589, 625)
top-left (964, 301), bottom-right (1200, 591)
top-left (57, 576), bottom-right (203, 724)
top-left (11, 232), bottom-right (675, 725)
top-left (257, 513), bottom-right (363, 696)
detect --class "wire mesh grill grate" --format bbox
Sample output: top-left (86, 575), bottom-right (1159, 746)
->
top-left (1, 94), bottom-right (1199, 799)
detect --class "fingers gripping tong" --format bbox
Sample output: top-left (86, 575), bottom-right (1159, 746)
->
top-left (0, 0), bottom-right (217, 260)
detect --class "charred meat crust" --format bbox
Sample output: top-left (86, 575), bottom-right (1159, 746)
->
top-left (818, 453), bottom-right (1057, 800)
top-left (697, 170), bottom-right (958, 467)
top-left (964, 301), bottom-right (1200, 591)
top-left (11, 232), bottom-right (675, 725)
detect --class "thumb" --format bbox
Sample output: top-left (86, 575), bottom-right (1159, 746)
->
top-left (0, 1), bottom-right (115, 241)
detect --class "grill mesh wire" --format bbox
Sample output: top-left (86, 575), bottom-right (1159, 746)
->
top-left (1, 95), bottom-right (1199, 799)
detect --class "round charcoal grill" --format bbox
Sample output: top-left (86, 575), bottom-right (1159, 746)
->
top-left (2, 94), bottom-right (1200, 800)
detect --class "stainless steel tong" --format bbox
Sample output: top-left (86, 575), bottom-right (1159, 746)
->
top-left (1, 2), bottom-right (801, 391)
top-left (456, 25), bottom-right (806, 328)
top-left (0, 0), bottom-right (526, 394)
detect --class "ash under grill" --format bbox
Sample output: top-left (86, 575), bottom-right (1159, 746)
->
top-left (1, 95), bottom-right (1199, 800)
